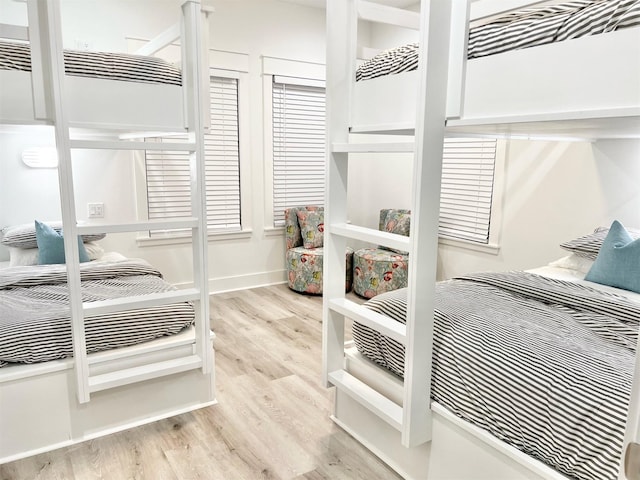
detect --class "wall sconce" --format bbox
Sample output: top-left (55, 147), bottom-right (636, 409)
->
top-left (22, 147), bottom-right (58, 168)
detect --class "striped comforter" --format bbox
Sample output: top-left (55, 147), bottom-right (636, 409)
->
top-left (0, 40), bottom-right (182, 86)
top-left (353, 271), bottom-right (640, 480)
top-left (356, 0), bottom-right (640, 81)
top-left (0, 259), bottom-right (194, 367)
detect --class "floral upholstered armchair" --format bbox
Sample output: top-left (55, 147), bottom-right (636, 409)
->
top-left (353, 209), bottom-right (410, 298)
top-left (285, 206), bottom-right (353, 295)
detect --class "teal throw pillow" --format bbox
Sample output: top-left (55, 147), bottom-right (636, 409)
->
top-left (584, 220), bottom-right (640, 294)
top-left (35, 220), bottom-right (90, 265)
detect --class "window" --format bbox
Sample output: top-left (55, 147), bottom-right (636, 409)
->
top-left (439, 138), bottom-right (497, 244)
top-left (145, 75), bottom-right (241, 236)
top-left (271, 77), bottom-right (326, 227)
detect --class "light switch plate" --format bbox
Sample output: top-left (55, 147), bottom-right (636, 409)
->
top-left (88, 202), bottom-right (104, 218)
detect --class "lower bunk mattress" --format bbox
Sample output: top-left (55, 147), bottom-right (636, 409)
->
top-left (353, 271), bottom-right (640, 480)
top-left (0, 258), bottom-right (194, 367)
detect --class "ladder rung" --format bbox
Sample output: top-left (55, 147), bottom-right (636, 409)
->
top-left (331, 223), bottom-right (410, 252)
top-left (329, 369), bottom-right (403, 431)
top-left (69, 139), bottom-right (197, 151)
top-left (77, 218), bottom-right (199, 235)
top-left (84, 288), bottom-right (200, 317)
top-left (329, 298), bottom-right (406, 345)
top-left (331, 142), bottom-right (415, 153)
top-left (88, 354), bottom-right (202, 392)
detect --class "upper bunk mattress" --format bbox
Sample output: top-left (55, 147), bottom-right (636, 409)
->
top-left (356, 0), bottom-right (640, 81)
top-left (352, 271), bottom-right (640, 480)
top-left (0, 40), bottom-right (182, 86)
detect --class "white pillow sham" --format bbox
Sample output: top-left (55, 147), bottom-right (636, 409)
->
top-left (8, 241), bottom-right (105, 267)
top-left (547, 254), bottom-right (594, 275)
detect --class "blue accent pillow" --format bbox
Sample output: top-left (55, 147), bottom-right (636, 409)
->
top-left (35, 220), bottom-right (89, 265)
top-left (585, 220), bottom-right (640, 294)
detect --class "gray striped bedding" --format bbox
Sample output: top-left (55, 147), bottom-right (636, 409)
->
top-left (0, 40), bottom-right (182, 86)
top-left (561, 225), bottom-right (640, 260)
top-left (356, 0), bottom-right (640, 81)
top-left (353, 271), bottom-right (640, 480)
top-left (0, 259), bottom-right (194, 367)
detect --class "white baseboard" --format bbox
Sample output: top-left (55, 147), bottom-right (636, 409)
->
top-left (174, 269), bottom-right (287, 294)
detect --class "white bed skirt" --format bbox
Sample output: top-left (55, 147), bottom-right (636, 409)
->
top-left (0, 327), bottom-right (216, 464)
top-left (0, 70), bottom-right (185, 131)
top-left (334, 347), bottom-right (570, 480)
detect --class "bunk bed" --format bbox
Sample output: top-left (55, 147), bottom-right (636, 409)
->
top-left (322, 1), bottom-right (640, 479)
top-left (0, 20), bottom-right (186, 130)
top-left (350, 0), bottom-right (640, 139)
top-left (350, 260), bottom-right (640, 480)
top-left (0, 0), bottom-right (215, 464)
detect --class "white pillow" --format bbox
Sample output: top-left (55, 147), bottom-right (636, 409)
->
top-left (8, 247), bottom-right (39, 267)
top-left (8, 241), bottom-right (105, 266)
top-left (548, 254), bottom-right (594, 275)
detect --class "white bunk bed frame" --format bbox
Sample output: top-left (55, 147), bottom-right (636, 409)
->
top-left (322, 1), bottom-right (640, 479)
top-left (0, 0), bottom-right (216, 464)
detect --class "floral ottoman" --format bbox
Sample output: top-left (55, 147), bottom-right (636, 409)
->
top-left (287, 246), bottom-right (354, 295)
top-left (353, 247), bottom-right (408, 298)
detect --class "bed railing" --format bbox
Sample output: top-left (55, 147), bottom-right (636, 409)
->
top-left (11, 0), bottom-right (211, 130)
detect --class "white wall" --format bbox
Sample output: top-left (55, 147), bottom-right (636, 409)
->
top-left (347, 136), bottom-right (640, 281)
top-left (0, 0), bottom-right (334, 292)
top-left (437, 139), bottom-right (640, 279)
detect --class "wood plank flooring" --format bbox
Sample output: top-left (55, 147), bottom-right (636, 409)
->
top-left (0, 284), bottom-right (401, 480)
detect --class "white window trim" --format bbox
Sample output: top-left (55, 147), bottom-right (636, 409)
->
top-left (262, 56), bottom-right (326, 229)
top-left (135, 62), bottom-right (252, 246)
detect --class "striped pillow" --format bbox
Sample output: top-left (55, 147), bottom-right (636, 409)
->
top-left (560, 224), bottom-right (640, 260)
top-left (1, 221), bottom-right (106, 249)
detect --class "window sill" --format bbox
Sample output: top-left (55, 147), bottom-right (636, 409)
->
top-left (263, 226), bottom-right (285, 237)
top-left (438, 237), bottom-right (500, 255)
top-left (136, 228), bottom-right (253, 247)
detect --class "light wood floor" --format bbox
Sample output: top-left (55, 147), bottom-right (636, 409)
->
top-left (0, 284), bottom-right (401, 480)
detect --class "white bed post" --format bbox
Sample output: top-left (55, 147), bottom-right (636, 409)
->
top-left (401, 0), bottom-right (454, 448)
top-left (322, 0), bottom-right (357, 388)
top-left (35, 0), bottom-right (91, 403)
top-left (25, 0), bottom-right (50, 120)
top-left (181, 0), bottom-right (213, 376)
top-left (622, 342), bottom-right (640, 479)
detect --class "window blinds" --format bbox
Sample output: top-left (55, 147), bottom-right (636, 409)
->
top-left (145, 76), bottom-right (241, 236)
top-left (269, 78), bottom-right (494, 243)
top-left (439, 138), bottom-right (497, 244)
top-left (272, 79), bottom-right (326, 227)
top-left (206, 76), bottom-right (241, 231)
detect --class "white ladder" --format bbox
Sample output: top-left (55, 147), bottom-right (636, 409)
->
top-left (322, 0), bottom-right (460, 448)
top-left (31, 0), bottom-right (211, 403)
